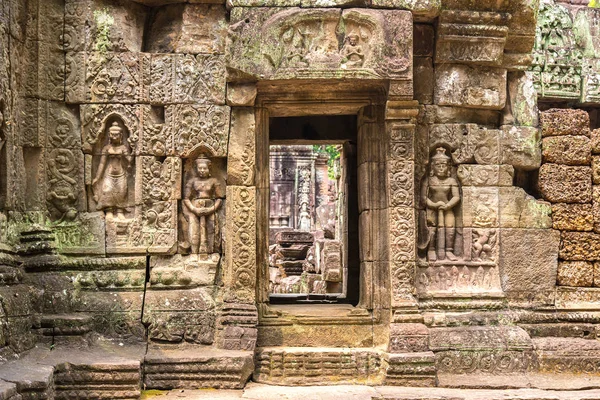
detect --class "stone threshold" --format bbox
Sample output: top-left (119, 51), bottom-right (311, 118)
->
top-left (143, 383), bottom-right (600, 399)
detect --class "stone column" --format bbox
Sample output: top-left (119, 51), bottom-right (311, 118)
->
top-left (384, 100), bottom-right (419, 312)
top-left (218, 83), bottom-right (259, 351)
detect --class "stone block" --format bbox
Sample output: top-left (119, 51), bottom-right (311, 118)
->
top-left (499, 228), bottom-right (560, 293)
top-left (538, 164), bottom-right (592, 203)
top-left (542, 135), bottom-right (591, 166)
top-left (150, 54), bottom-right (226, 105)
top-left (503, 71), bottom-right (538, 127)
top-left (372, 0), bottom-right (440, 21)
top-left (592, 128), bottom-right (600, 154)
top-left (557, 261), bottom-right (593, 287)
top-left (384, 352), bottom-right (436, 387)
top-left (594, 186), bottom-right (600, 233)
top-left (552, 203), bottom-right (594, 232)
top-left (457, 165), bottom-right (514, 186)
top-left (593, 156), bottom-right (600, 184)
top-left (137, 156), bottom-right (182, 204)
top-left (386, 160), bottom-right (414, 208)
top-left (560, 232), bottom-right (600, 261)
top-left (149, 254), bottom-right (219, 289)
top-left (389, 323), bottom-right (429, 353)
top-left (461, 186), bottom-right (499, 228)
top-left (145, 4), bottom-right (227, 54)
top-left (227, 108), bottom-right (255, 186)
top-left (500, 126), bottom-right (541, 170)
top-left (430, 326), bottom-right (532, 352)
top-left (413, 24), bottom-right (435, 56)
top-left (227, 83), bottom-right (257, 107)
top-left (166, 104), bottom-right (230, 158)
top-left (434, 64), bottom-right (507, 110)
top-left (53, 212), bottom-right (106, 255)
top-left (413, 57), bottom-right (433, 105)
top-left (594, 262), bottom-right (600, 287)
top-left (540, 108), bottom-right (590, 138)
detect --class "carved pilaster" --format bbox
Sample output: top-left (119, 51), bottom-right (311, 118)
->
top-left (224, 186), bottom-right (256, 304)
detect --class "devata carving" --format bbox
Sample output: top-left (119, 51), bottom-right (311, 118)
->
top-left (340, 32), bottom-right (365, 68)
top-left (92, 122), bottom-right (133, 220)
top-left (180, 156), bottom-right (224, 254)
top-left (418, 148), bottom-right (461, 262)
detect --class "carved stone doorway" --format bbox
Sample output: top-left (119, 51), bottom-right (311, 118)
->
top-left (254, 82), bottom-right (392, 347)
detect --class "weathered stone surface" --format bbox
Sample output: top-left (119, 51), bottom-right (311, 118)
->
top-left (227, 109), bottom-right (255, 186)
top-left (255, 347), bottom-right (383, 385)
top-left (540, 109), bottom-right (591, 138)
top-left (146, 348), bottom-right (249, 389)
top-left (551, 203), bottom-right (594, 231)
top-left (227, 83), bottom-right (257, 107)
top-left (429, 326), bottom-right (532, 351)
top-left (592, 128), bottom-right (600, 154)
top-left (145, 4), bottom-right (227, 55)
top-left (228, 8), bottom-right (413, 81)
top-left (499, 229), bottom-right (560, 293)
top-left (501, 126), bottom-right (541, 170)
top-left (542, 136), bottom-right (591, 166)
top-left (434, 64), bottom-right (507, 110)
top-left (503, 71), bottom-right (539, 127)
top-left (538, 164), bottom-right (592, 203)
top-left (457, 165), bottom-right (514, 186)
top-left (371, 0), bottom-right (440, 21)
top-left (389, 323), bottom-right (429, 353)
top-left (557, 261), bottom-right (593, 287)
top-left (560, 232), bottom-right (600, 261)
top-left (413, 57), bottom-right (433, 105)
top-left (384, 352), bottom-right (436, 387)
top-left (150, 54), bottom-right (226, 105)
top-left (594, 186), bottom-right (600, 233)
top-left (499, 187), bottom-right (551, 228)
top-left (435, 10), bottom-right (509, 67)
top-left (593, 156), bottom-right (600, 184)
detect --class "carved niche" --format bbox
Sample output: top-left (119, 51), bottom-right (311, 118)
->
top-left (179, 154), bottom-right (225, 257)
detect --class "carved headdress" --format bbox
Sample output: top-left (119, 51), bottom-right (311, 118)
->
top-left (431, 147), bottom-right (450, 163)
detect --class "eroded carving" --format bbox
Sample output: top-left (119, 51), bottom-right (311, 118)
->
top-left (92, 122), bottom-right (133, 220)
top-left (180, 156), bottom-right (224, 255)
top-left (418, 148), bottom-right (461, 262)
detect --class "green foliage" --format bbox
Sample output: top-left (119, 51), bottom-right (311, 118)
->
top-left (93, 8), bottom-right (114, 52)
top-left (313, 145), bottom-right (341, 179)
top-left (590, 0), bottom-right (600, 7)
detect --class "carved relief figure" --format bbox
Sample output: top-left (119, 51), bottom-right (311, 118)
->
top-left (92, 122), bottom-right (133, 219)
top-left (340, 32), bottom-right (364, 67)
top-left (47, 149), bottom-right (79, 223)
top-left (418, 148), bottom-right (461, 262)
top-left (181, 155), bottom-right (224, 254)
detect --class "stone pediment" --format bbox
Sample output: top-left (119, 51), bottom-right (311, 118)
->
top-left (227, 8), bottom-right (412, 81)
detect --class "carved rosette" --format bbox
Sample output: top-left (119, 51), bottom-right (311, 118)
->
top-left (225, 186), bottom-right (256, 303)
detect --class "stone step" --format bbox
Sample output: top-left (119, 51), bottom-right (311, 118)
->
top-left (384, 352), bottom-right (436, 387)
top-left (534, 337), bottom-right (600, 374)
top-left (144, 346), bottom-right (253, 390)
top-left (39, 314), bottom-right (93, 336)
top-left (254, 347), bottom-right (384, 385)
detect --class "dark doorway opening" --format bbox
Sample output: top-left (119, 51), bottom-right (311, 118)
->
top-left (268, 115), bottom-right (359, 306)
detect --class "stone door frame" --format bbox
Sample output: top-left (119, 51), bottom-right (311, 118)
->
top-left (251, 80), bottom-right (403, 325)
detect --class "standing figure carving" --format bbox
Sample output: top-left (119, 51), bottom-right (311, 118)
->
top-left (92, 122), bottom-right (133, 220)
top-left (181, 156), bottom-right (224, 254)
top-left (418, 147), bottom-right (461, 262)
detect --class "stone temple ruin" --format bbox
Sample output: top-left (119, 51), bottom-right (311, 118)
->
top-left (2, 0), bottom-right (600, 398)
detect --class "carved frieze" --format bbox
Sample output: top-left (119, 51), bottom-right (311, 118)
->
top-left (417, 264), bottom-right (503, 297)
top-left (150, 54), bottom-right (226, 105)
top-left (227, 108), bottom-right (256, 186)
top-left (387, 160), bottom-right (414, 207)
top-left (227, 8), bottom-right (412, 81)
top-left (19, 100), bottom-right (80, 149)
top-left (436, 10), bottom-right (510, 66)
top-left (166, 104), bottom-right (230, 158)
top-left (85, 52), bottom-right (150, 104)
